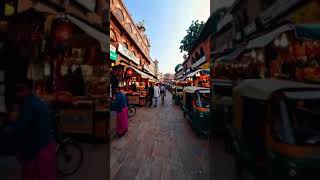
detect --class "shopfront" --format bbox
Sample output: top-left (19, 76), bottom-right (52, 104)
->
top-left (0, 8), bottom-right (109, 141)
top-left (110, 43), bottom-right (156, 106)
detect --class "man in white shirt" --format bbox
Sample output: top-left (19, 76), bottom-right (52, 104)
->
top-left (153, 83), bottom-right (160, 107)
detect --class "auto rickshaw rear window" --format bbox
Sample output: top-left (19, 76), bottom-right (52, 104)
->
top-left (196, 92), bottom-right (210, 108)
top-left (284, 91), bottom-right (320, 100)
top-left (272, 97), bottom-right (320, 145)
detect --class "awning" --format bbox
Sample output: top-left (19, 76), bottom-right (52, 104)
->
top-left (246, 24), bottom-right (294, 49)
top-left (217, 47), bottom-right (245, 62)
top-left (66, 15), bottom-right (108, 52)
top-left (187, 69), bottom-right (210, 78)
top-left (295, 24), bottom-right (320, 40)
top-left (131, 66), bottom-right (151, 79)
top-left (32, 3), bottom-right (58, 14)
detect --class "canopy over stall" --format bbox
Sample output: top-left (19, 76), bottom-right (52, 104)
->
top-left (187, 69), bottom-right (210, 78)
top-left (66, 15), bottom-right (108, 52)
top-left (246, 24), bottom-right (294, 49)
top-left (216, 47), bottom-right (245, 63)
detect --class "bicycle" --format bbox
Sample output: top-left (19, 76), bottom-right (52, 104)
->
top-left (51, 106), bottom-right (84, 177)
top-left (128, 104), bottom-right (136, 117)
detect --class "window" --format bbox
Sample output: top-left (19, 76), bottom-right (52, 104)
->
top-left (192, 57), bottom-right (196, 64)
top-left (271, 99), bottom-right (295, 144)
top-left (114, 8), bottom-right (124, 22)
top-left (195, 91), bottom-right (210, 108)
top-left (272, 91), bottom-right (320, 145)
top-left (200, 47), bottom-right (205, 58)
top-left (195, 52), bottom-right (200, 60)
top-left (110, 30), bottom-right (116, 42)
top-left (123, 42), bottom-right (129, 49)
top-left (125, 23), bottom-right (132, 33)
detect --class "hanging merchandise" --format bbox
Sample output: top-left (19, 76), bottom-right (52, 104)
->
top-left (44, 62), bottom-right (51, 76)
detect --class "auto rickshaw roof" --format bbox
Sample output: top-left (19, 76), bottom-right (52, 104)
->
top-left (183, 86), bottom-right (210, 93)
top-left (234, 79), bottom-right (320, 100)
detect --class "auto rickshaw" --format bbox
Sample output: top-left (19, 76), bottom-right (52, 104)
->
top-left (182, 86), bottom-right (210, 135)
top-left (211, 79), bottom-right (234, 136)
top-left (172, 86), bottom-right (183, 105)
top-left (228, 79), bottom-right (320, 179)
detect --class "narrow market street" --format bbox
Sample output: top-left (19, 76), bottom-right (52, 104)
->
top-left (110, 91), bottom-right (209, 180)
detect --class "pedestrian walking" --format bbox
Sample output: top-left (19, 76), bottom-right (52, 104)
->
top-left (148, 83), bottom-right (154, 107)
top-left (111, 87), bottom-right (128, 137)
top-left (153, 83), bottom-right (160, 107)
top-left (160, 84), bottom-right (166, 104)
top-left (2, 79), bottom-right (56, 180)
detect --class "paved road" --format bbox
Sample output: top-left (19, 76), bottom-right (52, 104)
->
top-left (0, 143), bottom-right (108, 180)
top-left (110, 91), bottom-right (210, 180)
top-left (211, 138), bottom-right (239, 180)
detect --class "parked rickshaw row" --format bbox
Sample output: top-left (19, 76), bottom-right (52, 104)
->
top-left (168, 84), bottom-right (210, 136)
top-left (211, 78), bottom-right (320, 179)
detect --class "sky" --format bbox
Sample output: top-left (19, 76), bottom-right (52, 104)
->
top-left (123, 0), bottom-right (210, 74)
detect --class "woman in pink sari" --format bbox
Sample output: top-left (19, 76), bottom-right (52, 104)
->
top-left (112, 87), bottom-right (128, 137)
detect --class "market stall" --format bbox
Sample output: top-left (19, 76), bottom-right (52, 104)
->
top-left (185, 69), bottom-right (210, 87)
top-left (3, 9), bottom-right (109, 141)
top-left (268, 24), bottom-right (320, 82)
top-left (111, 63), bottom-right (151, 106)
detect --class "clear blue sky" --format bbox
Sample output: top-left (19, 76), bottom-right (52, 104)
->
top-left (124, 0), bottom-right (210, 74)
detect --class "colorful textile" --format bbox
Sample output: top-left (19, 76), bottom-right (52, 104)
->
top-left (19, 142), bottom-right (56, 180)
top-left (116, 107), bottom-right (128, 135)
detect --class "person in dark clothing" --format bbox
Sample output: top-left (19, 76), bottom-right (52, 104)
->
top-left (148, 83), bottom-right (154, 107)
top-left (3, 79), bottom-right (56, 180)
top-left (72, 67), bottom-right (85, 96)
top-left (132, 83), bottom-right (137, 91)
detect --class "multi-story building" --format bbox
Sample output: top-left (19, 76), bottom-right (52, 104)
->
top-left (154, 58), bottom-right (159, 79)
top-left (163, 73), bottom-right (174, 83)
top-left (110, 0), bottom-right (157, 79)
top-left (178, 8), bottom-right (225, 81)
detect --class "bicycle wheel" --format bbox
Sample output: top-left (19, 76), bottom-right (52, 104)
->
top-left (57, 141), bottom-right (83, 177)
top-left (128, 106), bottom-right (136, 117)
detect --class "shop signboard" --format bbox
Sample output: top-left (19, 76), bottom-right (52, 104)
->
top-left (118, 44), bottom-right (140, 65)
top-left (110, 45), bottom-right (118, 61)
top-left (260, 0), bottom-right (301, 25)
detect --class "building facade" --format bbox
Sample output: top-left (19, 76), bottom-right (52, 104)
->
top-left (110, 0), bottom-right (157, 79)
top-left (163, 73), bottom-right (174, 83)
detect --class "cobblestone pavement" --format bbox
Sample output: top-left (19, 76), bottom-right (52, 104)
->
top-left (110, 91), bottom-right (210, 180)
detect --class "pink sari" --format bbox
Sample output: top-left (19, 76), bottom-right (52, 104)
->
top-left (19, 142), bottom-right (56, 180)
top-left (116, 107), bottom-right (128, 135)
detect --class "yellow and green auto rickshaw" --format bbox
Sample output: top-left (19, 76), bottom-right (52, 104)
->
top-left (228, 79), bottom-right (320, 179)
top-left (172, 86), bottom-right (183, 105)
top-left (211, 79), bottom-right (234, 136)
top-left (182, 86), bottom-right (210, 135)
